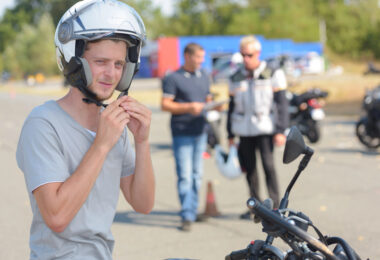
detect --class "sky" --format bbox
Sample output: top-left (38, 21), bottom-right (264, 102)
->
top-left (0, 0), bottom-right (15, 17)
top-left (0, 0), bottom-right (174, 18)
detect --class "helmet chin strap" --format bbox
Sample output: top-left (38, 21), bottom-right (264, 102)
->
top-left (82, 96), bottom-right (107, 107)
top-left (83, 89), bottom-right (129, 108)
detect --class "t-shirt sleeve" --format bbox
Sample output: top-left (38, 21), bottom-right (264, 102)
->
top-left (162, 75), bottom-right (176, 99)
top-left (121, 130), bottom-right (136, 178)
top-left (16, 118), bottom-right (70, 193)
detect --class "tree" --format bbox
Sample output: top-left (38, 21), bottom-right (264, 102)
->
top-left (3, 13), bottom-right (58, 78)
top-left (161, 0), bottom-right (240, 36)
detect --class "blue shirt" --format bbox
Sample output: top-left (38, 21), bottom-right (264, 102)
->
top-left (162, 67), bottom-right (211, 136)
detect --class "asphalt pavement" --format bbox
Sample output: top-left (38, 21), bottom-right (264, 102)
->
top-left (0, 82), bottom-right (379, 259)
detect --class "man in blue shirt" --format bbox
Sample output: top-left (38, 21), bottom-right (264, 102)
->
top-left (161, 43), bottom-right (211, 231)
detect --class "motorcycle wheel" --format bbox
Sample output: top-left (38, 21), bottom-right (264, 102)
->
top-left (306, 120), bottom-right (320, 143)
top-left (356, 118), bottom-right (380, 148)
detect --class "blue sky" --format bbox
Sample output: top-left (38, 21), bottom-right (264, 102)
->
top-left (0, 0), bottom-right (174, 18)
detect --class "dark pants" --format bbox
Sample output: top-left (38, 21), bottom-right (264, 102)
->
top-left (238, 135), bottom-right (280, 208)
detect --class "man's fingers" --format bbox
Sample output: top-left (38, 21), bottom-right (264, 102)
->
top-left (120, 98), bottom-right (151, 118)
top-left (126, 110), bottom-right (150, 125)
top-left (116, 110), bottom-right (130, 123)
top-left (103, 96), bottom-right (128, 116)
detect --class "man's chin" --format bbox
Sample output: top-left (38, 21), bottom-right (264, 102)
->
top-left (95, 91), bottom-right (115, 102)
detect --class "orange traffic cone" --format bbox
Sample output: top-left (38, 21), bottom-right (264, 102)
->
top-left (202, 181), bottom-right (221, 217)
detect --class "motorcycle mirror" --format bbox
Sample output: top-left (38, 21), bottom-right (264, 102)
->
top-left (283, 126), bottom-right (307, 164)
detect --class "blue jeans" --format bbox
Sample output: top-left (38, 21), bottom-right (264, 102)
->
top-left (173, 133), bottom-right (207, 222)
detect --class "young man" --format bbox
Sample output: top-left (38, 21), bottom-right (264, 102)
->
top-left (161, 43), bottom-right (212, 231)
top-left (16, 1), bottom-right (155, 259)
top-left (227, 35), bottom-right (289, 218)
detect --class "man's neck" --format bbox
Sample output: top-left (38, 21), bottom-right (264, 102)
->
top-left (58, 88), bottom-right (101, 131)
top-left (183, 64), bottom-right (196, 73)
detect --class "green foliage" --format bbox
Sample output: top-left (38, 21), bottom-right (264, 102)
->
top-left (3, 13), bottom-right (58, 78)
top-left (160, 0), bottom-right (240, 36)
top-left (226, 0), bottom-right (320, 41)
top-left (1, 0), bottom-right (380, 77)
top-left (121, 0), bottom-right (166, 39)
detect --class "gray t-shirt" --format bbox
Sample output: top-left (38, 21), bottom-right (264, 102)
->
top-left (16, 100), bottom-right (135, 260)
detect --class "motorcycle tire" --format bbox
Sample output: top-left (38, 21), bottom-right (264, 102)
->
top-left (356, 117), bottom-right (380, 148)
top-left (306, 120), bottom-right (320, 143)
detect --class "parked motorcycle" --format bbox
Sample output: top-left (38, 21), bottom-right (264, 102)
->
top-left (356, 85), bottom-right (380, 149)
top-left (287, 88), bottom-right (328, 143)
top-left (363, 62), bottom-right (380, 75)
top-left (225, 126), bottom-right (363, 260)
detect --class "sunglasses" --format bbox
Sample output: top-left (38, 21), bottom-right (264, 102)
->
top-left (240, 52), bottom-right (257, 58)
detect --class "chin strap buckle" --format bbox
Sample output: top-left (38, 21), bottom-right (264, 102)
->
top-left (82, 98), bottom-right (108, 108)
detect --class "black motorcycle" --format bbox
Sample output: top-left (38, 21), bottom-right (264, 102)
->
top-left (363, 62), bottom-right (380, 75)
top-left (356, 85), bottom-right (380, 149)
top-left (225, 126), bottom-right (363, 260)
top-left (287, 88), bottom-right (328, 143)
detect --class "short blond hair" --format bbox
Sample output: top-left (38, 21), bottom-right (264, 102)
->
top-left (240, 35), bottom-right (262, 51)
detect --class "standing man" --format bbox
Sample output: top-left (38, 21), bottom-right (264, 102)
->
top-left (161, 43), bottom-right (212, 231)
top-left (227, 35), bottom-right (289, 219)
top-left (16, 1), bottom-right (155, 259)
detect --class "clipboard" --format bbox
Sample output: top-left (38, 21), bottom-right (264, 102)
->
top-left (202, 99), bottom-right (229, 111)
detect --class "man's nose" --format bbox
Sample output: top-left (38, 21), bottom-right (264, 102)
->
top-left (104, 63), bottom-right (116, 77)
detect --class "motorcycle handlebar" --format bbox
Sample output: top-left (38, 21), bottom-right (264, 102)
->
top-left (247, 198), bottom-right (341, 260)
top-left (225, 248), bottom-right (249, 260)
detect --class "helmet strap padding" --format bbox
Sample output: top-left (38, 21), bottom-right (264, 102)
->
top-left (116, 44), bottom-right (141, 95)
top-left (116, 62), bottom-right (137, 94)
top-left (75, 39), bottom-right (86, 57)
top-left (128, 45), bottom-right (139, 63)
top-left (63, 56), bottom-right (97, 101)
top-left (79, 57), bottom-right (93, 87)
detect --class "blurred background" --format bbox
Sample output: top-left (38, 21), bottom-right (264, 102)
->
top-left (1, 0), bottom-right (380, 82)
top-left (2, 0), bottom-right (380, 112)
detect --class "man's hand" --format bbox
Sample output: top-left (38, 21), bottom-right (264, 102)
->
top-left (119, 96), bottom-right (152, 144)
top-left (228, 138), bottom-right (235, 147)
top-left (273, 133), bottom-right (286, 146)
top-left (95, 96), bottom-right (130, 151)
top-left (189, 102), bottom-right (205, 115)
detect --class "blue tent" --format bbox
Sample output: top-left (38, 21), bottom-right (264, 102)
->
top-left (177, 35), bottom-right (323, 72)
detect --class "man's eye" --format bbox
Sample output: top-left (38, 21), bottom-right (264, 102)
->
top-left (95, 60), bottom-right (105, 64)
top-left (115, 63), bottom-right (124, 69)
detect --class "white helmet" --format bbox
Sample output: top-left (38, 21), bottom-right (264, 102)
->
top-left (54, 0), bottom-right (146, 103)
top-left (214, 145), bottom-right (242, 179)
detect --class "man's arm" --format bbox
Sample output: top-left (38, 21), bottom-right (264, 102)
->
top-left (119, 96), bottom-right (155, 213)
top-left (272, 69), bottom-right (289, 146)
top-left (161, 96), bottom-right (205, 116)
top-left (33, 97), bottom-right (131, 233)
top-left (160, 74), bottom-right (207, 115)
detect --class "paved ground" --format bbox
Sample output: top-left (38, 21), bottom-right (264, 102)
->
top-left (0, 81), bottom-right (379, 259)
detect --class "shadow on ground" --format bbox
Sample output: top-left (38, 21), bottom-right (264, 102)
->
top-left (150, 142), bottom-right (172, 153)
top-left (114, 210), bottom-right (242, 230)
top-left (319, 146), bottom-right (379, 156)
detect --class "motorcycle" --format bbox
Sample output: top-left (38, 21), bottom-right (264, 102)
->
top-left (363, 62), bottom-right (380, 76)
top-left (287, 88), bottom-right (328, 143)
top-left (356, 85), bottom-right (380, 149)
top-left (225, 126), bottom-right (363, 260)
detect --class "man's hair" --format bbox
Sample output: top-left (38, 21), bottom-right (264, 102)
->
top-left (85, 38), bottom-right (128, 51)
top-left (184, 42), bottom-right (204, 55)
top-left (240, 35), bottom-right (262, 51)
